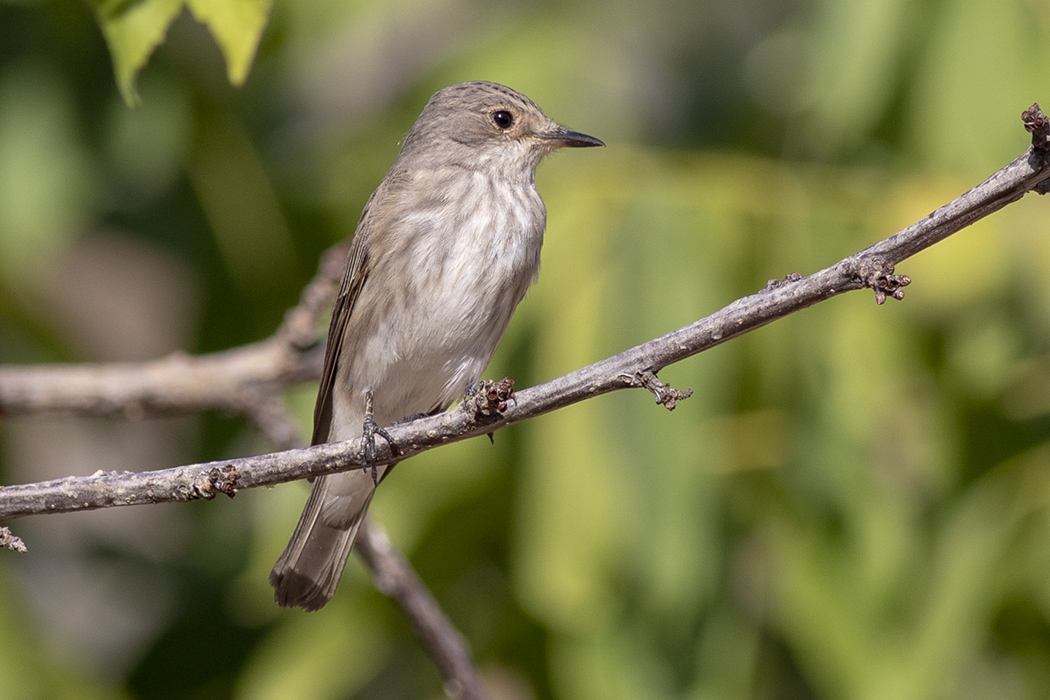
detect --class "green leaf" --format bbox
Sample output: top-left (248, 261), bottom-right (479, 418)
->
top-left (88, 0), bottom-right (272, 105)
top-left (186, 0), bottom-right (272, 86)
top-left (89, 0), bottom-right (185, 106)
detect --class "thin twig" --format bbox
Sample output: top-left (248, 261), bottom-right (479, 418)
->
top-left (273, 240), bottom-right (351, 350)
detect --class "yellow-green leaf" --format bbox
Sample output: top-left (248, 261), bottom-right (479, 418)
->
top-left (90, 0), bottom-right (185, 106)
top-left (186, 0), bottom-right (272, 86)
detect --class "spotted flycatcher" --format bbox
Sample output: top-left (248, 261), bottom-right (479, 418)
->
top-left (270, 81), bottom-right (603, 610)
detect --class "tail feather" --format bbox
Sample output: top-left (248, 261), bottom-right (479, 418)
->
top-left (270, 471), bottom-right (376, 611)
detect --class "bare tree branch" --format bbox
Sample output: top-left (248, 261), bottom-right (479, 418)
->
top-left (2, 105), bottom-right (1050, 520)
top-left (0, 341), bottom-right (318, 419)
top-left (0, 241), bottom-right (348, 418)
top-left (356, 524), bottom-right (490, 700)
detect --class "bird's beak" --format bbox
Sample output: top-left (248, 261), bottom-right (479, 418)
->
top-left (539, 125), bottom-right (605, 148)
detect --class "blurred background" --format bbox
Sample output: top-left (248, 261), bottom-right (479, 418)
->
top-left (3, 0), bottom-right (1050, 698)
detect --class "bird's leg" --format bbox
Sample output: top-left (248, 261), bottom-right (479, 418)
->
top-left (362, 391), bottom-right (396, 486)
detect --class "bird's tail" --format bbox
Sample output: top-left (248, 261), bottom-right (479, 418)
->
top-left (270, 469), bottom-right (377, 611)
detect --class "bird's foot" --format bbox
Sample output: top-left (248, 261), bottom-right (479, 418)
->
top-left (361, 391), bottom-right (398, 486)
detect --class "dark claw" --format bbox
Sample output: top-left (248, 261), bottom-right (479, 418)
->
top-left (393, 412), bottom-right (431, 425)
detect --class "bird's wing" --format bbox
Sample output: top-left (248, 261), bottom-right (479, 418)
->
top-left (311, 171), bottom-right (409, 446)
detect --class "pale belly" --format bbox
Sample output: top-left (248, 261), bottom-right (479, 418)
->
top-left (329, 176), bottom-right (544, 440)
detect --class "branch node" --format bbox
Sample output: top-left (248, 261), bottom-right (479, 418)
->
top-left (1023, 103), bottom-right (1050, 153)
top-left (466, 378), bottom-right (515, 423)
top-left (631, 370), bottom-right (693, 411)
top-left (848, 257), bottom-right (911, 305)
top-left (0, 526), bottom-right (27, 553)
top-left (765, 272), bottom-right (803, 290)
top-left (196, 465), bottom-right (240, 500)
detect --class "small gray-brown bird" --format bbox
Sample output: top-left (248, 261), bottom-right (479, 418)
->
top-left (270, 81), bottom-right (603, 610)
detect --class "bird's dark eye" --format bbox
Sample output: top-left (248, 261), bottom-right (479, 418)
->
top-left (491, 110), bottom-right (514, 129)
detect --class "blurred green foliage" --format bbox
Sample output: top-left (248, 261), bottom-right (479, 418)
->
top-left (3, 0), bottom-right (1050, 699)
